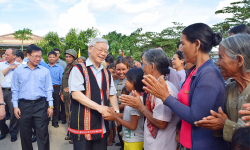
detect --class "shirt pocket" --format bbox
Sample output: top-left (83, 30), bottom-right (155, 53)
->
top-left (35, 74), bottom-right (46, 85)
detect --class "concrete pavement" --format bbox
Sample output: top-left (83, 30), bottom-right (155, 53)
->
top-left (0, 120), bottom-right (121, 150)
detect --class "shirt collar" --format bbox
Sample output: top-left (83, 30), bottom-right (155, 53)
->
top-left (23, 63), bottom-right (41, 69)
top-left (86, 58), bottom-right (103, 70)
top-left (5, 61), bottom-right (20, 65)
top-left (47, 63), bottom-right (58, 67)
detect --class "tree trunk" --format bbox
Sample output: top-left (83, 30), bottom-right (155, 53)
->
top-left (21, 40), bottom-right (23, 52)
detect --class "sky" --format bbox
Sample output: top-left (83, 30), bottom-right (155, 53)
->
top-left (0, 0), bottom-right (236, 37)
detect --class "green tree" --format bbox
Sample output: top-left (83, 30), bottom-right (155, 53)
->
top-left (213, 0), bottom-right (250, 37)
top-left (134, 22), bottom-right (185, 60)
top-left (65, 27), bottom-right (100, 57)
top-left (102, 22), bottom-right (185, 61)
top-left (102, 31), bottom-right (138, 59)
top-left (36, 31), bottom-right (64, 62)
top-left (13, 28), bottom-right (33, 51)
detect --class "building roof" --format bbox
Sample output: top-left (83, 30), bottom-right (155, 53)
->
top-left (0, 33), bottom-right (43, 46)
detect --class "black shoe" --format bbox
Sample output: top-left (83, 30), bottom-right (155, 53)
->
top-left (31, 135), bottom-right (37, 143)
top-left (61, 120), bottom-right (66, 124)
top-left (52, 122), bottom-right (59, 128)
top-left (115, 142), bottom-right (121, 146)
top-left (0, 131), bottom-right (9, 140)
top-left (11, 135), bottom-right (17, 142)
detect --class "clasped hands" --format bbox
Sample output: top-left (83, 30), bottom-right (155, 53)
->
top-left (194, 107), bottom-right (228, 130)
top-left (194, 104), bottom-right (250, 130)
top-left (102, 106), bottom-right (121, 127)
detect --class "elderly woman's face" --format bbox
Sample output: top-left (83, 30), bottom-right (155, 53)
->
top-left (142, 56), bottom-right (152, 75)
top-left (180, 33), bottom-right (197, 64)
top-left (216, 45), bottom-right (239, 77)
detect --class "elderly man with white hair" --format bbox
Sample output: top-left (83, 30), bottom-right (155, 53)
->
top-left (68, 38), bottom-right (119, 150)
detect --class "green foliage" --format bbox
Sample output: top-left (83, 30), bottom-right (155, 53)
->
top-left (213, 0), bottom-right (250, 38)
top-left (65, 27), bottom-right (100, 57)
top-left (13, 28), bottom-right (33, 51)
top-left (102, 30), bottom-right (138, 59)
top-left (102, 22), bottom-right (185, 61)
top-left (36, 28), bottom-right (99, 63)
top-left (36, 31), bottom-right (65, 63)
top-left (139, 22), bottom-right (185, 60)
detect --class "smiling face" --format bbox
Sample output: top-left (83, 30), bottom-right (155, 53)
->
top-left (89, 42), bottom-right (108, 66)
top-left (27, 50), bottom-right (42, 66)
top-left (116, 63), bottom-right (128, 80)
top-left (172, 54), bottom-right (184, 71)
top-left (216, 45), bottom-right (239, 78)
top-left (180, 33), bottom-right (197, 64)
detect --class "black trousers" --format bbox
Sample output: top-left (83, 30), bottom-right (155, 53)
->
top-left (73, 137), bottom-right (107, 150)
top-left (52, 86), bottom-right (60, 123)
top-left (19, 98), bottom-right (50, 150)
top-left (0, 90), bottom-right (19, 135)
top-left (0, 118), bottom-right (8, 134)
top-left (59, 99), bottom-right (66, 121)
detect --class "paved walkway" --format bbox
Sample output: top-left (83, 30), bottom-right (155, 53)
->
top-left (0, 120), bottom-right (120, 150)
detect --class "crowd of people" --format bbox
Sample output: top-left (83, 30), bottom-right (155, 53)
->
top-left (0, 22), bottom-right (250, 150)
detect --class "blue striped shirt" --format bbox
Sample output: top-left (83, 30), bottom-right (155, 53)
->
top-left (11, 64), bottom-right (53, 107)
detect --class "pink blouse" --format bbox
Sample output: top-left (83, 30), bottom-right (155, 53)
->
top-left (177, 69), bottom-right (197, 149)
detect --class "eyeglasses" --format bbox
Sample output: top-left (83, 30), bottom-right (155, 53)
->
top-left (30, 55), bottom-right (42, 59)
top-left (94, 47), bottom-right (108, 54)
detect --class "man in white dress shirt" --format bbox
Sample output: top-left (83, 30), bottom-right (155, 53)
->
top-left (0, 48), bottom-right (20, 142)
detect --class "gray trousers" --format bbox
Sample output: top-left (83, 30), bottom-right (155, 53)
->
top-left (1, 90), bottom-right (19, 135)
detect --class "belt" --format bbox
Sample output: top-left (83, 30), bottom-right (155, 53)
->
top-left (53, 85), bottom-right (60, 88)
top-left (2, 88), bottom-right (11, 91)
top-left (19, 97), bottom-right (46, 103)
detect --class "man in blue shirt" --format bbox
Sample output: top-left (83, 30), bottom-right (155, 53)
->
top-left (53, 48), bottom-right (67, 124)
top-left (47, 51), bottom-right (64, 128)
top-left (11, 45), bottom-right (53, 150)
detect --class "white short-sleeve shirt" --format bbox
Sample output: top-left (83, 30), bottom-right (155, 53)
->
top-left (68, 58), bottom-right (117, 134)
top-left (144, 80), bottom-right (180, 150)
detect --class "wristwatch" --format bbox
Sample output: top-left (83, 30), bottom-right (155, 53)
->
top-left (48, 106), bottom-right (54, 109)
top-left (0, 102), bottom-right (6, 105)
top-left (115, 110), bottom-right (120, 113)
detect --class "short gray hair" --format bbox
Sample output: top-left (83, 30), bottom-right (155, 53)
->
top-left (143, 49), bottom-right (170, 75)
top-left (89, 38), bottom-right (109, 50)
top-left (6, 48), bottom-right (17, 56)
top-left (77, 56), bottom-right (86, 61)
top-left (220, 34), bottom-right (250, 72)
